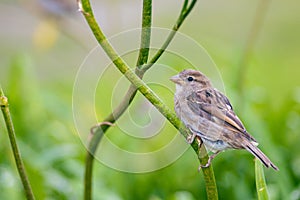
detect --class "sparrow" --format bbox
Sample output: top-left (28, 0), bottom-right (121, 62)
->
top-left (170, 69), bottom-right (278, 170)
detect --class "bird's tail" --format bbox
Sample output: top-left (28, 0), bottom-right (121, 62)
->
top-left (244, 141), bottom-right (279, 171)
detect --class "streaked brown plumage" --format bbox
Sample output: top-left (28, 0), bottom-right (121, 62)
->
top-left (170, 69), bottom-right (278, 170)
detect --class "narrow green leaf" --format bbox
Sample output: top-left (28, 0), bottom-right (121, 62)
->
top-left (255, 158), bottom-right (269, 200)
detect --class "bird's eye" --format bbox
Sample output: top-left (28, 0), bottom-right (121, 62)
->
top-left (187, 76), bottom-right (194, 82)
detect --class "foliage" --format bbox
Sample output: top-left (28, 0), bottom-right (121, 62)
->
top-left (0, 0), bottom-right (299, 199)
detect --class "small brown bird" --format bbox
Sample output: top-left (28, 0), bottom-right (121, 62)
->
top-left (170, 69), bottom-right (278, 170)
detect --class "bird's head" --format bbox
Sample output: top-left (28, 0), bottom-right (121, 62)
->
top-left (170, 69), bottom-right (212, 92)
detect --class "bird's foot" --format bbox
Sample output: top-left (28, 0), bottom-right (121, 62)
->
top-left (187, 132), bottom-right (197, 144)
top-left (196, 137), bottom-right (203, 149)
top-left (198, 151), bottom-right (220, 172)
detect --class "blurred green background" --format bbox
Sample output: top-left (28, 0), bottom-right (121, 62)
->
top-left (0, 0), bottom-right (299, 199)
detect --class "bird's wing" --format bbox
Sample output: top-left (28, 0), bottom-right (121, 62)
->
top-left (186, 88), bottom-right (257, 143)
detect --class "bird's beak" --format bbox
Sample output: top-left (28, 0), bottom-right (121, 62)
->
top-left (170, 74), bottom-right (182, 84)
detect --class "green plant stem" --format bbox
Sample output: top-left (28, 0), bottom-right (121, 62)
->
top-left (198, 145), bottom-right (218, 200)
top-left (255, 158), bottom-right (269, 200)
top-left (142, 0), bottom-right (197, 71)
top-left (83, 1), bottom-right (152, 199)
top-left (80, 0), bottom-right (217, 199)
top-left (136, 0), bottom-right (152, 68)
top-left (0, 87), bottom-right (35, 200)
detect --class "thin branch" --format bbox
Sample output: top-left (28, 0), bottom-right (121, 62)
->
top-left (136, 0), bottom-right (152, 68)
top-left (80, 0), bottom-right (217, 199)
top-left (0, 87), bottom-right (35, 200)
top-left (198, 145), bottom-right (218, 200)
top-left (83, 0), bottom-right (152, 199)
top-left (142, 0), bottom-right (197, 71)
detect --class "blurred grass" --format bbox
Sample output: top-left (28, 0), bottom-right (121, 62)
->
top-left (0, 0), bottom-right (300, 199)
